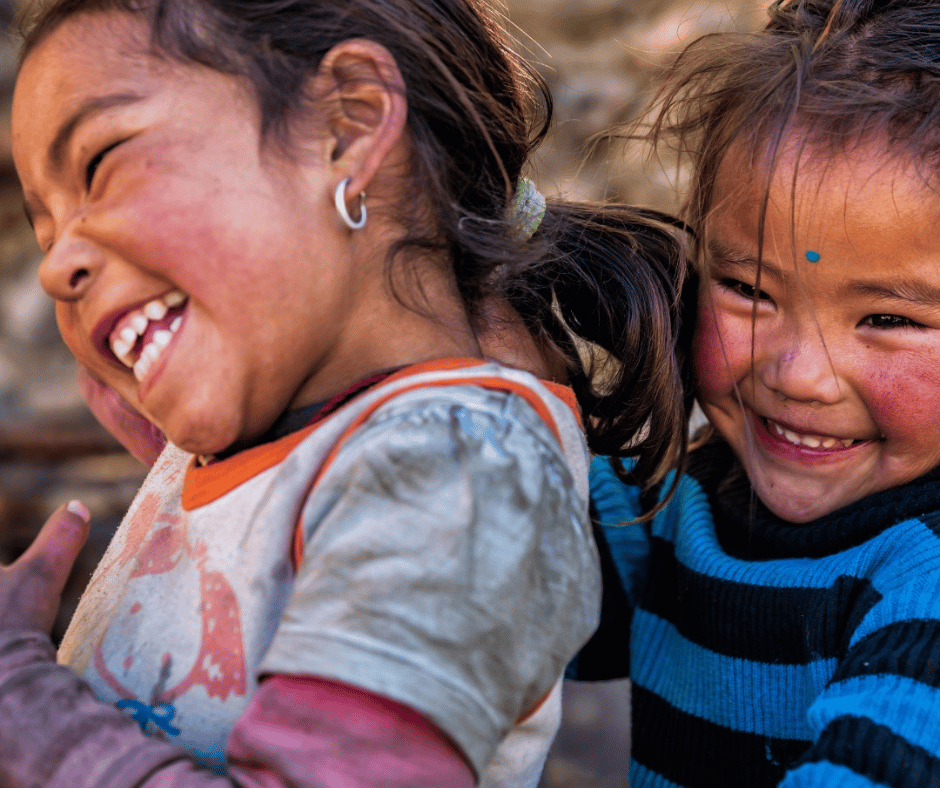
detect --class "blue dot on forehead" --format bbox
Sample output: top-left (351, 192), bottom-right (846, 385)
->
top-left (806, 250), bottom-right (821, 263)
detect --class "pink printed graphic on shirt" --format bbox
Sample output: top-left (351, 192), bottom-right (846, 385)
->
top-left (92, 505), bottom-right (247, 724)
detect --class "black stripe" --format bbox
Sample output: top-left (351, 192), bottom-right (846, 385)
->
top-left (567, 516), bottom-right (633, 680)
top-left (833, 619), bottom-right (940, 689)
top-left (799, 716), bottom-right (940, 788)
top-left (632, 683), bottom-right (809, 787)
top-left (641, 537), bottom-right (882, 663)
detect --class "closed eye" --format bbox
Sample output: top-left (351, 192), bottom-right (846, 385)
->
top-left (85, 140), bottom-right (122, 190)
top-left (717, 277), bottom-right (772, 302)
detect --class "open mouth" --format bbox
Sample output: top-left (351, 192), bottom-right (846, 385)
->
top-left (763, 417), bottom-right (863, 450)
top-left (108, 289), bottom-right (188, 382)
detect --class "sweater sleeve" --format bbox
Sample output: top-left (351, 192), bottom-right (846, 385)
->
top-left (0, 631), bottom-right (473, 788)
top-left (566, 457), bottom-right (652, 681)
top-left (780, 545), bottom-right (940, 788)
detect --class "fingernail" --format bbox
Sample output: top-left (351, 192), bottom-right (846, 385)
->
top-left (66, 500), bottom-right (90, 522)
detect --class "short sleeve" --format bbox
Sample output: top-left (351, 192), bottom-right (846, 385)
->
top-left (258, 387), bottom-right (600, 776)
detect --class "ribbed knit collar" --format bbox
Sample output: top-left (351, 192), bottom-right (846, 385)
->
top-left (688, 439), bottom-right (940, 560)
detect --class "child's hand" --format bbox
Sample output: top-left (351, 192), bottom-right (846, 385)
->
top-left (0, 501), bottom-right (90, 634)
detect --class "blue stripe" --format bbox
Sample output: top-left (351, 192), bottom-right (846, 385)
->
top-left (849, 569), bottom-right (940, 645)
top-left (666, 492), bottom-right (937, 589)
top-left (590, 456), bottom-right (644, 526)
top-left (812, 674), bottom-right (940, 756)
top-left (631, 608), bottom-right (825, 739)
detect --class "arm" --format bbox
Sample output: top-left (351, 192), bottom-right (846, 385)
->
top-left (567, 456), bottom-right (651, 682)
top-left (257, 387), bottom-right (598, 777)
top-left (779, 556), bottom-right (940, 787)
top-left (0, 642), bottom-right (472, 788)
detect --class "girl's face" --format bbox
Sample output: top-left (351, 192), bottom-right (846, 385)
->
top-left (12, 13), bottom-right (389, 455)
top-left (695, 144), bottom-right (940, 523)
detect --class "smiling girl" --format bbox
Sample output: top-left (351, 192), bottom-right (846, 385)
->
top-left (0, 1), bottom-right (689, 787)
top-left (571, 0), bottom-right (940, 786)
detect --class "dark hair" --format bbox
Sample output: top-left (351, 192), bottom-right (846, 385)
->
top-left (643, 0), bottom-right (940, 266)
top-left (18, 0), bottom-right (690, 491)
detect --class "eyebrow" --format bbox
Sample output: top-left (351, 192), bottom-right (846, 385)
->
top-left (22, 92), bottom-right (143, 228)
top-left (708, 238), bottom-right (940, 309)
top-left (842, 279), bottom-right (940, 308)
top-left (706, 238), bottom-right (789, 284)
top-left (48, 92), bottom-right (143, 171)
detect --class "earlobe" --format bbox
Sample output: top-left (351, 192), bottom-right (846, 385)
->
top-left (316, 39), bottom-right (408, 199)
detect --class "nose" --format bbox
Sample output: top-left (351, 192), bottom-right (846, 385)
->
top-left (759, 324), bottom-right (845, 406)
top-left (38, 230), bottom-right (103, 302)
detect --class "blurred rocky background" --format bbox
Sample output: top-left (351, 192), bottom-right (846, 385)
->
top-left (0, 1), bottom-right (766, 785)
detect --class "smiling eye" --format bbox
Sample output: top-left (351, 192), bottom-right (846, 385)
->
top-left (861, 313), bottom-right (923, 329)
top-left (718, 277), bottom-right (771, 301)
top-left (85, 141), bottom-right (121, 189)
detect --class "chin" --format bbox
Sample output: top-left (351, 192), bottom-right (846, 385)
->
top-left (760, 497), bottom-right (826, 524)
top-left (746, 470), bottom-right (836, 524)
top-left (161, 414), bottom-right (240, 457)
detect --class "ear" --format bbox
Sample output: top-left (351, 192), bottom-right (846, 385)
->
top-left (315, 38), bottom-right (408, 199)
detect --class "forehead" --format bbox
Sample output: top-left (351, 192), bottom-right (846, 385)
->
top-left (12, 13), bottom-right (168, 162)
top-left (15, 11), bottom-right (154, 103)
top-left (710, 140), bottom-right (940, 257)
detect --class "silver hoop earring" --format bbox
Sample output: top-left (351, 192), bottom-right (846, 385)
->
top-left (334, 177), bottom-right (367, 230)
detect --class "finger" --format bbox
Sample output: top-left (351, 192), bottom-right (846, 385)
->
top-left (14, 500), bottom-right (91, 598)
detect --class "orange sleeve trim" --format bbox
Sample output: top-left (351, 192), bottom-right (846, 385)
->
top-left (518, 685), bottom-right (554, 723)
top-left (541, 381), bottom-right (582, 428)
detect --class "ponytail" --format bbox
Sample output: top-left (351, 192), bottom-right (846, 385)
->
top-left (503, 202), bottom-right (693, 496)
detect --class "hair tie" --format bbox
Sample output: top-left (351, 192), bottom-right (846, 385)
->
top-left (512, 177), bottom-right (546, 241)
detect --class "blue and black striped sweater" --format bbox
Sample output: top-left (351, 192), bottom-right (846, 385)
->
top-left (570, 440), bottom-right (940, 787)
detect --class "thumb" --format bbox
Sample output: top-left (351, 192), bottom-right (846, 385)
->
top-left (15, 500), bottom-right (90, 600)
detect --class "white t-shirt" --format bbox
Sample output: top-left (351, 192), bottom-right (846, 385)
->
top-left (59, 360), bottom-right (600, 784)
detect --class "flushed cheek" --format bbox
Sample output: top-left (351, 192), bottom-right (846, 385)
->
top-left (864, 358), bottom-right (940, 459)
top-left (692, 304), bottom-right (747, 400)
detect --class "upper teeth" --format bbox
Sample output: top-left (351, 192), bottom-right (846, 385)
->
top-left (109, 290), bottom-right (187, 382)
top-left (771, 420), bottom-right (854, 449)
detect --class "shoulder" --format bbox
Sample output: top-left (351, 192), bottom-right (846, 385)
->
top-left (361, 361), bottom-right (582, 441)
top-left (590, 450), bottom-right (714, 533)
top-left (319, 380), bottom-right (585, 517)
top-left (331, 360), bottom-right (589, 495)
top-left (299, 361), bottom-right (594, 558)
